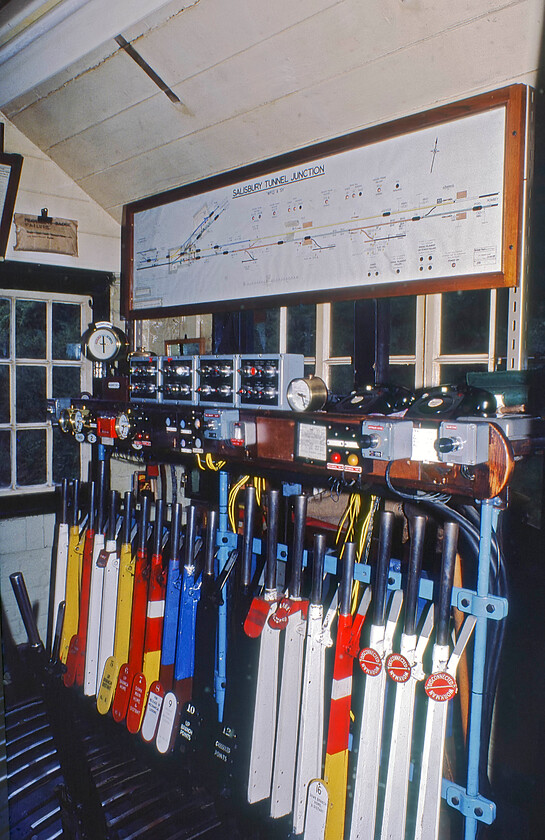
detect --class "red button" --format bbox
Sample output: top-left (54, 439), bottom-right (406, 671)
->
top-left (331, 451), bottom-right (342, 463)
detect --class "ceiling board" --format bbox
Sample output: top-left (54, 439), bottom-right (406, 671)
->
top-left (1, 0), bottom-right (539, 228)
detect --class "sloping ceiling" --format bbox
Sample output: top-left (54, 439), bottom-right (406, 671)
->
top-left (0, 0), bottom-right (542, 223)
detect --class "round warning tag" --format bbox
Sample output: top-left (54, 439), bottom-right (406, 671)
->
top-left (268, 599), bottom-right (291, 629)
top-left (386, 652), bottom-right (412, 683)
top-left (424, 671), bottom-right (458, 701)
top-left (358, 647), bottom-right (382, 676)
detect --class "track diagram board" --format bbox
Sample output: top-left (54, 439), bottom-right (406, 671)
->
top-left (125, 88), bottom-right (527, 317)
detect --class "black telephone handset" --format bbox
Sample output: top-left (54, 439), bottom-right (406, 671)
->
top-left (405, 384), bottom-right (496, 420)
top-left (333, 383), bottom-right (414, 415)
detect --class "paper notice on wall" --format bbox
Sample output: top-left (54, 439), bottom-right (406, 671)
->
top-left (13, 213), bottom-right (78, 256)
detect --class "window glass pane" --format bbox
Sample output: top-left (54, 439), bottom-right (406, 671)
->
top-left (287, 305), bottom-right (316, 356)
top-left (17, 429), bottom-right (46, 485)
top-left (253, 308), bottom-right (280, 353)
top-left (304, 363), bottom-right (315, 379)
top-left (53, 425), bottom-right (79, 483)
top-left (495, 288), bottom-right (509, 367)
top-left (329, 364), bottom-right (354, 396)
top-left (0, 365), bottom-right (9, 423)
top-left (52, 303), bottom-right (82, 360)
top-left (0, 299), bottom-right (9, 359)
top-left (53, 366), bottom-right (81, 399)
top-left (0, 430), bottom-right (10, 487)
top-left (331, 301), bottom-right (354, 357)
top-left (16, 300), bottom-right (46, 358)
top-left (389, 364), bottom-right (417, 390)
top-left (16, 366), bottom-right (47, 422)
top-left (439, 363), bottom-right (488, 386)
top-left (441, 290), bottom-right (490, 355)
top-left (391, 296), bottom-right (416, 355)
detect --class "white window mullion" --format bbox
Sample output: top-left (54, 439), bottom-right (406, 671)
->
top-left (423, 293), bottom-right (442, 386)
top-left (488, 289), bottom-right (497, 371)
top-left (314, 303), bottom-right (330, 382)
top-left (279, 306), bottom-right (288, 354)
top-left (413, 295), bottom-right (426, 388)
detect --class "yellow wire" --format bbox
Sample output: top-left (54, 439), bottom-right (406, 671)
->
top-left (228, 475), bottom-right (249, 532)
top-left (196, 454), bottom-right (206, 471)
top-left (204, 453), bottom-right (226, 471)
top-left (336, 493), bottom-right (362, 558)
top-left (350, 494), bottom-right (378, 612)
top-left (253, 475), bottom-right (265, 506)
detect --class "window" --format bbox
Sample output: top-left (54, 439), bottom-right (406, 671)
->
top-left (252, 287), bottom-right (514, 394)
top-left (0, 289), bottom-right (92, 497)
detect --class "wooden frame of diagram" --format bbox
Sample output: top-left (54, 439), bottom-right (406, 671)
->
top-left (121, 84), bottom-right (529, 320)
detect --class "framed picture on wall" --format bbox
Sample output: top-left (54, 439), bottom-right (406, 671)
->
top-left (122, 84), bottom-right (529, 319)
top-left (164, 337), bottom-right (206, 356)
top-left (0, 144), bottom-right (23, 259)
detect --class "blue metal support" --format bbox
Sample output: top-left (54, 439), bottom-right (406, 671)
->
top-left (215, 471), bottom-right (234, 721)
top-left (463, 498), bottom-right (501, 840)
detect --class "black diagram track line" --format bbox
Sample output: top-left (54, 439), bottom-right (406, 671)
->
top-left (136, 195), bottom-right (499, 274)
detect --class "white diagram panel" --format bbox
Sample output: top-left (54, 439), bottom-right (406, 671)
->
top-left (127, 104), bottom-right (512, 315)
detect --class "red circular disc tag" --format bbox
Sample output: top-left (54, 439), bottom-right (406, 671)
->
top-left (424, 671), bottom-right (458, 701)
top-left (268, 608), bottom-right (288, 629)
top-left (386, 653), bottom-right (412, 683)
top-left (358, 647), bottom-right (382, 676)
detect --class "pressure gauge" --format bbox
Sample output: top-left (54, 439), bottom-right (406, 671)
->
top-left (286, 376), bottom-right (328, 412)
top-left (81, 322), bottom-right (129, 363)
top-left (115, 411), bottom-right (132, 440)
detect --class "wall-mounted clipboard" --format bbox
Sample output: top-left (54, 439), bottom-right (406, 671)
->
top-left (121, 84), bottom-right (529, 319)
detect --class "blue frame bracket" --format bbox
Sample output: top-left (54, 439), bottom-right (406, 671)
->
top-left (443, 780), bottom-right (496, 825)
top-left (454, 588), bottom-right (508, 621)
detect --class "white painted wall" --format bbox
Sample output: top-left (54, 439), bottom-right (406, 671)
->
top-left (0, 117), bottom-right (122, 647)
top-left (0, 514), bottom-right (55, 647)
top-left (1, 114), bottom-right (120, 272)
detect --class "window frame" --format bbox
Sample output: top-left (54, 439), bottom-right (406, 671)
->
top-left (280, 286), bottom-right (515, 391)
top-left (0, 261), bottom-right (113, 518)
top-left (0, 287), bottom-right (92, 499)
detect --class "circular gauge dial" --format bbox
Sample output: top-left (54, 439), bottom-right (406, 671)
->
top-left (286, 376), bottom-right (328, 412)
top-left (115, 412), bottom-right (132, 440)
top-left (82, 322), bottom-right (129, 363)
top-left (73, 409), bottom-right (84, 434)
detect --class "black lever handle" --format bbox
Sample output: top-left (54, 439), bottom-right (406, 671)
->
top-left (265, 489), bottom-right (280, 592)
top-left (204, 509), bottom-right (219, 577)
top-left (340, 542), bottom-right (356, 617)
top-left (404, 515), bottom-right (426, 637)
top-left (241, 486), bottom-right (257, 588)
top-left (153, 499), bottom-right (164, 557)
top-left (10, 572), bottom-right (44, 651)
top-left (310, 533), bottom-right (326, 606)
top-left (373, 510), bottom-right (395, 628)
top-left (290, 495), bottom-right (307, 599)
top-left (436, 521), bottom-right (458, 647)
